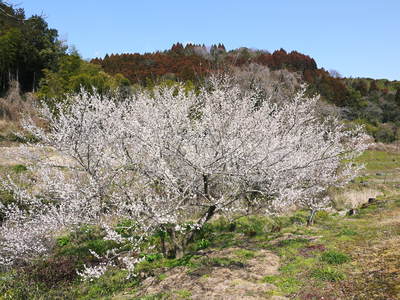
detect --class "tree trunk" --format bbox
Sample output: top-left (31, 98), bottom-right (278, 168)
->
top-left (167, 227), bottom-right (184, 259)
top-left (32, 71), bottom-right (35, 93)
top-left (160, 232), bottom-right (166, 257)
top-left (307, 209), bottom-right (317, 226)
top-left (167, 174), bottom-right (218, 258)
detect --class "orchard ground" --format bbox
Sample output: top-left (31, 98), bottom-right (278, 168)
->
top-left (0, 145), bottom-right (399, 299)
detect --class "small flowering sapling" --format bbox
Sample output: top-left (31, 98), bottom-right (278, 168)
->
top-left (0, 76), bottom-right (367, 274)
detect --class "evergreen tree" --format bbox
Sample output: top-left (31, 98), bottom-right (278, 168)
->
top-left (0, 2), bottom-right (66, 94)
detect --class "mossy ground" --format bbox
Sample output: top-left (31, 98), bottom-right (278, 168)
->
top-left (0, 149), bottom-right (399, 299)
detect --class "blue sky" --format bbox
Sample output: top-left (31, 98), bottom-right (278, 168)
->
top-left (20, 0), bottom-right (400, 80)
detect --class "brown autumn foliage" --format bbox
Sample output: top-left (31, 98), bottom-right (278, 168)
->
top-left (91, 43), bottom-right (352, 106)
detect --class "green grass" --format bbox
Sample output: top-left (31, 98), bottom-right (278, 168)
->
top-left (55, 225), bottom-right (119, 259)
top-left (337, 228), bottom-right (358, 236)
top-left (9, 164), bottom-right (28, 173)
top-left (234, 249), bottom-right (256, 259)
top-left (136, 294), bottom-right (166, 300)
top-left (136, 294), bottom-right (167, 300)
top-left (0, 164), bottom-right (30, 179)
top-left (199, 256), bottom-right (244, 268)
top-left (157, 273), bottom-right (167, 281)
top-left (262, 275), bottom-right (302, 294)
top-left (279, 256), bottom-right (317, 275)
top-left (135, 254), bottom-right (202, 275)
top-left (0, 267), bottom-right (138, 300)
top-left (355, 150), bottom-right (400, 172)
top-left (174, 289), bottom-right (192, 299)
top-left (320, 250), bottom-right (350, 265)
top-left (311, 267), bottom-right (345, 282)
top-left (193, 238), bottom-right (210, 250)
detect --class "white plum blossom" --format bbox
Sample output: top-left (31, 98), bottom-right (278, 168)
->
top-left (0, 76), bottom-right (368, 269)
top-left (76, 263), bottom-right (110, 281)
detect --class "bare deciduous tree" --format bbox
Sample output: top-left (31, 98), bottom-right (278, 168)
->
top-left (230, 63), bottom-right (302, 104)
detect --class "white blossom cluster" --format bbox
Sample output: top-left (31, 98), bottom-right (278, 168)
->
top-left (0, 76), bottom-right (368, 271)
top-left (76, 263), bottom-right (110, 281)
top-left (75, 249), bottom-right (144, 281)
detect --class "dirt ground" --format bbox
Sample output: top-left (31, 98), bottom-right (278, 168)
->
top-left (132, 248), bottom-right (286, 300)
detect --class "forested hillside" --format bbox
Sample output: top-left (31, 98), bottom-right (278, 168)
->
top-left (0, 1), bottom-right (130, 129)
top-left (90, 43), bottom-right (400, 142)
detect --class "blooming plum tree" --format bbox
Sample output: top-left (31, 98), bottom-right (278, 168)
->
top-left (0, 76), bottom-right (367, 275)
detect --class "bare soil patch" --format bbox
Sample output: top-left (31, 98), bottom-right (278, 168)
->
top-left (135, 247), bottom-right (286, 300)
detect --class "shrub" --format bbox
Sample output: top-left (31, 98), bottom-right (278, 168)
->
top-left (235, 216), bottom-right (272, 236)
top-left (24, 256), bottom-right (79, 288)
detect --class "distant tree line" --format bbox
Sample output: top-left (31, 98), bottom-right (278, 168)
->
top-left (91, 43), bottom-right (379, 108)
top-left (90, 44), bottom-right (318, 88)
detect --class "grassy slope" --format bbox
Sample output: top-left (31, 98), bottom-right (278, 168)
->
top-left (0, 150), bottom-right (400, 299)
top-left (265, 197), bottom-right (400, 299)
